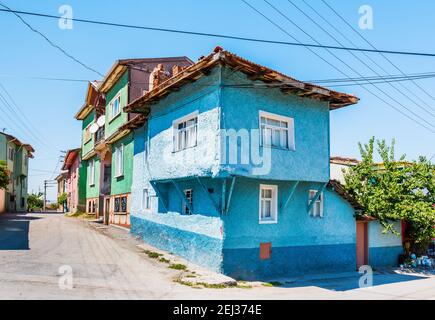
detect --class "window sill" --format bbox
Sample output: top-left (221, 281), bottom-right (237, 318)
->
top-left (259, 219), bottom-right (278, 225)
top-left (115, 174), bottom-right (124, 179)
top-left (108, 112), bottom-right (121, 124)
top-left (113, 212), bottom-right (128, 215)
top-left (260, 145), bottom-right (295, 152)
top-left (172, 145), bottom-right (197, 153)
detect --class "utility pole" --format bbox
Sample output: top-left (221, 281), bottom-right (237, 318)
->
top-left (43, 180), bottom-right (47, 211)
top-left (43, 180), bottom-right (57, 212)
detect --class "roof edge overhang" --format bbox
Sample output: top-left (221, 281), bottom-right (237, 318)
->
top-left (61, 148), bottom-right (81, 170)
top-left (125, 48), bottom-right (359, 113)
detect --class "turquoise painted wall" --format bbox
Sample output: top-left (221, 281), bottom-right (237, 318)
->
top-left (82, 111), bottom-right (95, 157)
top-left (144, 68), bottom-right (221, 181)
top-left (105, 71), bottom-right (129, 139)
top-left (220, 68), bottom-right (330, 182)
top-left (85, 156), bottom-right (100, 199)
top-left (222, 179), bottom-right (356, 249)
top-left (111, 132), bottom-right (134, 196)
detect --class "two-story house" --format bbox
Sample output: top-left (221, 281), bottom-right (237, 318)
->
top-left (124, 47), bottom-right (402, 279)
top-left (76, 57), bottom-right (193, 227)
top-left (60, 148), bottom-right (86, 213)
top-left (0, 132), bottom-right (34, 213)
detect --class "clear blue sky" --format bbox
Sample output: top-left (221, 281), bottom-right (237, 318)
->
top-left (0, 0), bottom-right (434, 201)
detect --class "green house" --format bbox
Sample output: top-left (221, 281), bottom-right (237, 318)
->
top-left (76, 57), bottom-right (192, 227)
top-left (0, 132), bottom-right (34, 213)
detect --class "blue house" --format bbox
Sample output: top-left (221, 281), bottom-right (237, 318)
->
top-left (123, 47), bottom-right (403, 280)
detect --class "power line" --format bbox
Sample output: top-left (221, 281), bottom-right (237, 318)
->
top-left (0, 82), bottom-right (58, 149)
top-left (303, 0), bottom-right (435, 114)
top-left (1, 6), bottom-right (435, 58)
top-left (241, 0), bottom-right (435, 133)
top-left (287, 0), bottom-right (435, 119)
top-left (321, 0), bottom-right (435, 103)
top-left (0, 2), bottom-right (103, 77)
top-left (0, 90), bottom-right (51, 146)
top-left (0, 74), bottom-right (89, 83)
top-left (261, 0), bottom-right (435, 129)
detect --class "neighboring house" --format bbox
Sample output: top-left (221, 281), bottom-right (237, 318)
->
top-left (76, 57), bottom-right (193, 227)
top-left (0, 132), bottom-right (34, 213)
top-left (330, 157), bottom-right (404, 269)
top-left (124, 47), bottom-right (403, 279)
top-left (330, 156), bottom-right (359, 184)
top-left (61, 148), bottom-right (86, 213)
top-left (55, 172), bottom-right (67, 212)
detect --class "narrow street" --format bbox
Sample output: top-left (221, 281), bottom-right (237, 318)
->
top-left (0, 212), bottom-right (434, 300)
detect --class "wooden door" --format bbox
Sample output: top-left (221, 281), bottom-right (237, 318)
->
top-left (356, 221), bottom-right (368, 268)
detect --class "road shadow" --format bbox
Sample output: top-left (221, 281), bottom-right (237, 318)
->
top-left (279, 272), bottom-right (429, 291)
top-left (0, 213), bottom-right (41, 250)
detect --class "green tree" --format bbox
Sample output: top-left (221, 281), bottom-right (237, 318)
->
top-left (27, 193), bottom-right (44, 212)
top-left (0, 160), bottom-right (10, 190)
top-left (57, 192), bottom-right (67, 206)
top-left (344, 137), bottom-right (435, 254)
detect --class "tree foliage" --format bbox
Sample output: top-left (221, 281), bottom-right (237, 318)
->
top-left (0, 160), bottom-right (10, 190)
top-left (344, 137), bottom-right (435, 253)
top-left (27, 193), bottom-right (44, 212)
top-left (57, 192), bottom-right (67, 205)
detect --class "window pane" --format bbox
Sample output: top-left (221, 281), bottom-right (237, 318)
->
top-left (272, 129), bottom-right (280, 147)
top-left (263, 189), bottom-right (272, 199)
top-left (264, 200), bottom-right (271, 218)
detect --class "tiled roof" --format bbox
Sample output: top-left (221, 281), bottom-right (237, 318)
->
top-left (125, 46), bottom-right (359, 113)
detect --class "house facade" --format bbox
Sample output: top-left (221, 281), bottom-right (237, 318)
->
top-left (61, 148), bottom-right (86, 213)
top-left (124, 48), bottom-right (403, 279)
top-left (76, 58), bottom-right (193, 227)
top-left (0, 132), bottom-right (34, 213)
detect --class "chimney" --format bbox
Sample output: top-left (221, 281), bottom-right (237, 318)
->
top-left (172, 65), bottom-right (185, 77)
top-left (149, 64), bottom-right (170, 91)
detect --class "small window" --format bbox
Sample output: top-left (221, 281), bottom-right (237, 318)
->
top-left (114, 196), bottom-right (127, 213)
top-left (120, 196), bottom-right (127, 212)
top-left (173, 112), bottom-right (198, 152)
top-left (114, 197), bottom-right (120, 212)
top-left (309, 190), bottom-right (324, 218)
top-left (142, 188), bottom-right (151, 210)
top-left (110, 95), bottom-right (121, 120)
top-left (259, 185), bottom-right (278, 224)
top-left (8, 147), bottom-right (14, 161)
top-left (260, 111), bottom-right (295, 150)
top-left (114, 145), bottom-right (124, 177)
top-left (83, 124), bottom-right (92, 144)
top-left (88, 160), bottom-right (95, 186)
top-left (183, 189), bottom-right (193, 215)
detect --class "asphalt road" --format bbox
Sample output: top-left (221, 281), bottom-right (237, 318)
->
top-left (0, 212), bottom-right (434, 300)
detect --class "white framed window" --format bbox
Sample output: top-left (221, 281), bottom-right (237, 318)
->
top-left (114, 144), bottom-right (124, 177)
top-left (259, 184), bottom-right (278, 224)
top-left (173, 111), bottom-right (198, 152)
top-left (309, 190), bottom-right (324, 218)
top-left (259, 111), bottom-right (295, 150)
top-left (83, 123), bottom-right (92, 143)
top-left (8, 146), bottom-right (14, 161)
top-left (110, 94), bottom-right (121, 120)
top-left (183, 189), bottom-right (193, 215)
top-left (142, 188), bottom-right (151, 210)
top-left (89, 159), bottom-right (95, 186)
